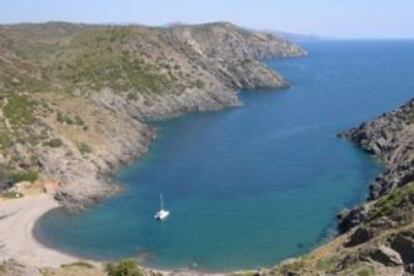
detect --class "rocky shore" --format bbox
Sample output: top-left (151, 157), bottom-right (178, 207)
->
top-left (337, 98), bottom-right (414, 232)
top-left (266, 98), bottom-right (414, 276)
top-left (228, 98), bottom-right (414, 276)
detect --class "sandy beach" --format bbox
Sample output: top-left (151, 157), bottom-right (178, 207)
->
top-left (0, 195), bottom-right (227, 275)
top-left (0, 194), bottom-right (80, 267)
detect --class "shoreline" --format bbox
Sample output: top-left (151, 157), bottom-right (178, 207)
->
top-left (0, 193), bottom-right (229, 275)
top-left (0, 87), bottom-right (287, 274)
top-left (0, 194), bottom-right (81, 267)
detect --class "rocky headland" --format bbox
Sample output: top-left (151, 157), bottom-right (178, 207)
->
top-left (0, 22), bottom-right (306, 208)
top-left (336, 99), bottom-right (414, 234)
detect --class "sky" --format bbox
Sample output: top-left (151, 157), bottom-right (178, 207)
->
top-left (1, 0), bottom-right (414, 39)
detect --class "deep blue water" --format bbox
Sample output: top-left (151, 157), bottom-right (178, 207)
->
top-left (35, 40), bottom-right (414, 271)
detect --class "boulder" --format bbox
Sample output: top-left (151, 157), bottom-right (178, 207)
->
top-left (345, 227), bottom-right (374, 247)
top-left (337, 205), bottom-right (369, 233)
top-left (368, 245), bottom-right (403, 266)
top-left (390, 231), bottom-right (414, 265)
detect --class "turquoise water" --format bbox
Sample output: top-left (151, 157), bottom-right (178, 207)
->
top-left (35, 41), bottom-right (414, 271)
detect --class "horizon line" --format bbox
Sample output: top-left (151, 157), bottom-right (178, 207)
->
top-left (1, 20), bottom-right (414, 41)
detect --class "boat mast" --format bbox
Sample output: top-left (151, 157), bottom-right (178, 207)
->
top-left (160, 193), bottom-right (164, 210)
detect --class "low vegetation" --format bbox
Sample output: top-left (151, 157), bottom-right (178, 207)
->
top-left (0, 130), bottom-right (12, 150)
top-left (0, 165), bottom-right (12, 190)
top-left (43, 138), bottom-right (63, 148)
top-left (11, 170), bottom-right (38, 183)
top-left (77, 142), bottom-right (92, 155)
top-left (315, 255), bottom-right (340, 271)
top-left (57, 112), bottom-right (86, 126)
top-left (275, 259), bottom-right (306, 275)
top-left (370, 181), bottom-right (414, 220)
top-left (1, 191), bottom-right (23, 199)
top-left (39, 260), bottom-right (102, 276)
top-left (105, 259), bottom-right (144, 276)
top-left (60, 261), bottom-right (95, 269)
top-left (3, 94), bottom-right (36, 127)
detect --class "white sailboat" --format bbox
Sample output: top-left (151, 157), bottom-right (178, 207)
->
top-left (154, 193), bottom-right (170, 221)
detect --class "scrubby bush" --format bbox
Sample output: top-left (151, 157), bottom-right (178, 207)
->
top-left (194, 79), bottom-right (205, 89)
top-left (3, 95), bottom-right (36, 126)
top-left (127, 92), bottom-right (138, 101)
top-left (56, 111), bottom-right (65, 123)
top-left (2, 191), bottom-right (23, 199)
top-left (105, 259), bottom-right (144, 276)
top-left (77, 142), bottom-right (92, 155)
top-left (43, 138), bottom-right (63, 148)
top-left (11, 170), bottom-right (38, 183)
top-left (74, 116), bottom-right (85, 126)
top-left (0, 165), bottom-right (12, 190)
top-left (0, 132), bottom-right (12, 149)
top-left (61, 261), bottom-right (94, 269)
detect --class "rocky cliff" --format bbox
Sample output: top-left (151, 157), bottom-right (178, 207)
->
top-left (338, 99), bottom-right (414, 232)
top-left (0, 22), bottom-right (306, 207)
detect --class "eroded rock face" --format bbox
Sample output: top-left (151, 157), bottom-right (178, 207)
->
top-left (345, 227), bottom-right (374, 247)
top-left (390, 231), bottom-right (414, 266)
top-left (338, 98), bottom-right (414, 231)
top-left (366, 245), bottom-right (403, 267)
top-left (340, 98), bottom-right (414, 200)
top-left (337, 205), bottom-right (370, 233)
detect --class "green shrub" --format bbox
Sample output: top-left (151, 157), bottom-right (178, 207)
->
top-left (105, 259), bottom-right (144, 276)
top-left (316, 255), bottom-right (339, 271)
top-left (2, 191), bottom-right (24, 199)
top-left (277, 260), bottom-right (306, 275)
top-left (370, 181), bottom-right (414, 220)
top-left (56, 111), bottom-right (65, 123)
top-left (61, 261), bottom-right (94, 269)
top-left (43, 138), bottom-right (63, 148)
top-left (0, 132), bottom-right (12, 149)
top-left (194, 79), bottom-right (205, 89)
top-left (127, 92), bottom-right (138, 101)
top-left (0, 165), bottom-right (12, 190)
top-left (3, 95), bottom-right (36, 126)
top-left (74, 116), bottom-right (85, 126)
top-left (77, 142), bottom-right (92, 155)
top-left (241, 59), bottom-right (253, 66)
top-left (355, 266), bottom-right (374, 276)
top-left (11, 170), bottom-right (38, 183)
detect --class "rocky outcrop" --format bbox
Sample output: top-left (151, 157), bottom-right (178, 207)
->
top-left (339, 99), bottom-right (414, 200)
top-left (337, 99), bottom-right (414, 232)
top-left (247, 99), bottom-right (414, 276)
top-left (366, 245), bottom-right (403, 267)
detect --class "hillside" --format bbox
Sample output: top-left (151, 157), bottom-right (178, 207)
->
top-left (0, 22), bottom-right (305, 207)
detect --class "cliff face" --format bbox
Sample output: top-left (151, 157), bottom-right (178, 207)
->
top-left (0, 22), bottom-right (306, 207)
top-left (338, 99), bottom-right (414, 231)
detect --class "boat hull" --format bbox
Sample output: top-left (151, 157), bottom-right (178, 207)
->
top-left (155, 210), bottom-right (170, 220)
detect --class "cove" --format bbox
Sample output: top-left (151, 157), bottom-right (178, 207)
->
top-left (34, 40), bottom-right (414, 272)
